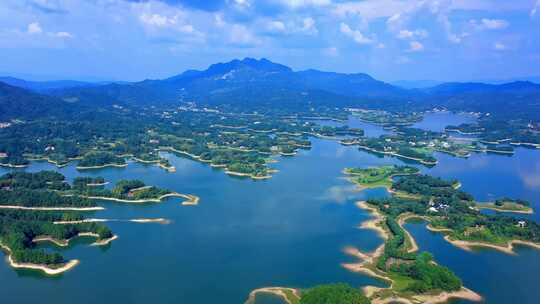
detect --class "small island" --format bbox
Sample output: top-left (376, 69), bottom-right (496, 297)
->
top-left (72, 178), bottom-right (199, 205)
top-left (344, 165), bottom-right (419, 191)
top-left (0, 170), bottom-right (198, 275)
top-left (340, 167), bottom-right (540, 303)
top-left (76, 151), bottom-right (127, 170)
top-left (0, 171), bottom-right (116, 275)
top-left (476, 198), bottom-right (533, 214)
top-left (246, 283), bottom-right (370, 304)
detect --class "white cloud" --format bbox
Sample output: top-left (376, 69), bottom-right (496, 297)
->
top-left (229, 24), bottom-right (260, 46)
top-left (340, 22), bottom-right (373, 45)
top-left (334, 0), bottom-right (416, 20)
top-left (532, 0), bottom-right (540, 16)
top-left (259, 17), bottom-right (317, 36)
top-left (300, 17), bottom-right (318, 35)
top-left (470, 18), bottom-right (509, 30)
top-left (27, 22), bottom-right (43, 34)
top-left (397, 29), bottom-right (428, 40)
top-left (140, 13), bottom-right (178, 27)
top-left (52, 31), bottom-right (73, 38)
top-left (232, 0), bottom-right (251, 7)
top-left (215, 14), bottom-right (226, 27)
top-left (396, 55), bottom-right (411, 64)
top-left (323, 46), bottom-right (339, 57)
top-left (278, 0), bottom-right (331, 9)
top-left (265, 20), bottom-right (286, 33)
top-left (386, 13), bottom-right (405, 32)
top-left (494, 42), bottom-right (506, 50)
top-left (407, 41), bottom-right (424, 52)
top-left (138, 11), bottom-right (202, 37)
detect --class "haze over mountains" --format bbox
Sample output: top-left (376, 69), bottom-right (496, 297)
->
top-left (1, 58), bottom-right (540, 120)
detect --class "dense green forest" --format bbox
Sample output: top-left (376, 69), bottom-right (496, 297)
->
top-left (368, 173), bottom-right (540, 246)
top-left (342, 168), bottom-right (540, 301)
top-left (300, 283), bottom-right (370, 304)
top-left (0, 171), bottom-right (114, 269)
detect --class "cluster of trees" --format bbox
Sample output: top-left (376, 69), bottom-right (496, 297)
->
top-left (368, 171), bottom-right (540, 285)
top-left (353, 110), bottom-right (422, 125)
top-left (365, 197), bottom-right (463, 293)
top-left (300, 283), bottom-right (370, 304)
top-left (0, 100), bottom-right (367, 178)
top-left (348, 165), bottom-right (419, 185)
top-left (0, 189), bottom-right (96, 208)
top-left (495, 197), bottom-right (530, 207)
top-left (447, 118), bottom-right (540, 146)
top-left (0, 171), bottom-right (68, 190)
top-left (0, 209), bottom-right (111, 266)
top-left (355, 136), bottom-right (438, 164)
top-left (393, 175), bottom-right (473, 201)
top-left (75, 179), bottom-right (170, 200)
top-left (78, 151), bottom-right (125, 167)
top-left (394, 252), bottom-right (462, 293)
top-left (72, 176), bottom-right (106, 190)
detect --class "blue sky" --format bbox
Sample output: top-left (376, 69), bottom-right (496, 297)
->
top-left (0, 0), bottom-right (539, 82)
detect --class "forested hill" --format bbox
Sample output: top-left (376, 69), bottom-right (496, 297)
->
top-left (416, 81), bottom-right (540, 121)
top-left (49, 57), bottom-right (408, 108)
top-left (3, 58), bottom-right (540, 121)
top-left (0, 77), bottom-right (99, 93)
top-left (0, 82), bottom-right (89, 121)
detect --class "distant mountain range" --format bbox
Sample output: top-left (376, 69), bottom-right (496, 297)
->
top-left (0, 77), bottom-right (127, 93)
top-left (1, 57), bottom-right (540, 121)
top-left (0, 82), bottom-right (87, 121)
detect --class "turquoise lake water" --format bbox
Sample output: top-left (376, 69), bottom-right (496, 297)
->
top-left (1, 113), bottom-right (539, 304)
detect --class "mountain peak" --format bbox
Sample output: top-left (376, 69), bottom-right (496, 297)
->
top-left (206, 57), bottom-right (292, 75)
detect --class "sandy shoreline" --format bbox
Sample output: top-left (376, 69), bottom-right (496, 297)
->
top-left (245, 287), bottom-right (300, 304)
top-left (161, 146), bottom-right (277, 180)
top-left (53, 218), bottom-right (171, 224)
top-left (224, 170), bottom-right (272, 180)
top-left (87, 182), bottom-right (109, 187)
top-left (475, 203), bottom-right (533, 214)
top-left (357, 145), bottom-right (438, 165)
top-left (33, 233), bottom-right (118, 247)
top-left (0, 205), bottom-right (104, 211)
top-left (397, 213), bottom-right (421, 253)
top-left (0, 243), bottom-right (80, 275)
top-left (132, 157), bottom-right (176, 172)
top-left (342, 201), bottom-right (483, 304)
top-left (76, 163), bottom-right (128, 170)
top-left (0, 163), bottom-right (28, 168)
top-left (444, 236), bottom-right (540, 255)
top-left (84, 192), bottom-right (193, 203)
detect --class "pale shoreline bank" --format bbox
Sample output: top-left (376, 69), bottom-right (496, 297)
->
top-left (0, 205), bottom-right (104, 211)
top-left (342, 201), bottom-right (482, 304)
top-left (53, 218), bottom-right (171, 225)
top-left (245, 287), bottom-right (300, 304)
top-left (0, 243), bottom-right (79, 275)
top-left (76, 163), bottom-right (128, 170)
top-left (33, 233), bottom-right (118, 247)
top-left (84, 192), bottom-right (196, 204)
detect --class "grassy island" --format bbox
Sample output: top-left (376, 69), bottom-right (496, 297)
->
top-left (476, 198), bottom-right (533, 214)
top-left (340, 168), bottom-right (540, 303)
top-left (344, 165), bottom-right (419, 190)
